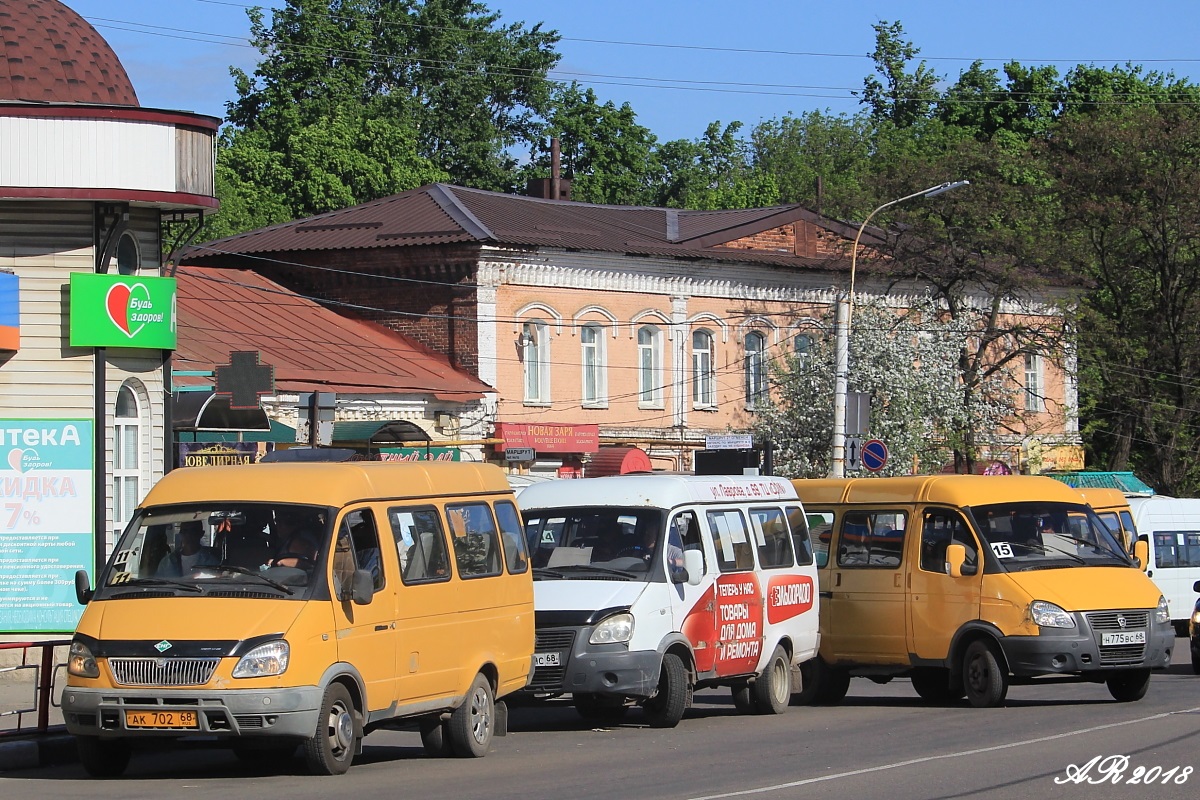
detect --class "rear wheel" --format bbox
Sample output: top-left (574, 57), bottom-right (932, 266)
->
top-left (573, 693), bottom-right (629, 723)
top-left (1106, 668), bottom-right (1151, 702)
top-left (76, 736), bottom-right (131, 778)
top-left (642, 653), bottom-right (689, 728)
top-left (303, 683), bottom-right (359, 775)
top-left (752, 645), bottom-right (791, 715)
top-left (962, 640), bottom-right (1008, 708)
top-left (730, 682), bottom-right (755, 715)
top-left (448, 673), bottom-right (495, 757)
top-left (793, 658), bottom-right (850, 706)
top-left (419, 717), bottom-right (454, 757)
top-left (910, 667), bottom-right (964, 703)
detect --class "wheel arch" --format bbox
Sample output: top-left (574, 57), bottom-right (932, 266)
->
top-left (948, 623), bottom-right (1010, 685)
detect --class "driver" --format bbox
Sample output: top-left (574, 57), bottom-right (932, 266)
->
top-left (270, 531), bottom-right (319, 569)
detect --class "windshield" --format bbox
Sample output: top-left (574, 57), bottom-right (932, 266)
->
top-left (968, 501), bottom-right (1132, 570)
top-left (96, 503), bottom-right (333, 599)
top-left (523, 506), bottom-right (666, 581)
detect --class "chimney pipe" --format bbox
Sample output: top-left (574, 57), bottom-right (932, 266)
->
top-left (550, 137), bottom-right (561, 201)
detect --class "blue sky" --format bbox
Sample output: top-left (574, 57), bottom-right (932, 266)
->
top-left (68, 0), bottom-right (1200, 143)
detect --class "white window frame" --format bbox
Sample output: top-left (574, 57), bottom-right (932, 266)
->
top-left (692, 329), bottom-right (716, 409)
top-left (745, 331), bottom-right (768, 409)
top-left (112, 382), bottom-right (145, 540)
top-left (1024, 352), bottom-right (1044, 412)
top-left (522, 320), bottom-right (551, 405)
top-left (638, 325), bottom-right (664, 408)
top-left (581, 323), bottom-right (607, 408)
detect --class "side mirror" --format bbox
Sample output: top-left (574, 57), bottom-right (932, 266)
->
top-left (1134, 540), bottom-right (1150, 572)
top-left (74, 569), bottom-right (93, 605)
top-left (945, 544), bottom-right (967, 579)
top-left (342, 569), bottom-right (374, 605)
top-left (1192, 579), bottom-right (1200, 593)
top-left (684, 550), bottom-right (704, 586)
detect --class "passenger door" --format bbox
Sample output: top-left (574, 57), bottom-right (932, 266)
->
top-left (329, 507), bottom-right (397, 711)
top-left (907, 507), bottom-right (983, 661)
top-left (825, 509), bottom-right (909, 662)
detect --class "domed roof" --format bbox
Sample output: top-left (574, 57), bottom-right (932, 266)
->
top-left (0, 0), bottom-right (139, 106)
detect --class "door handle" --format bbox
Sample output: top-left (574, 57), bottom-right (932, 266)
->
top-left (819, 591), bottom-right (833, 599)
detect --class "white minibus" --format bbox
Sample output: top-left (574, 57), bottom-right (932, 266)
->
top-left (517, 474), bottom-right (820, 728)
top-left (1128, 494), bottom-right (1200, 633)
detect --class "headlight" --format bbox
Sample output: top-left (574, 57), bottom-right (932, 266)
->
top-left (1191, 607), bottom-right (1200, 626)
top-left (1030, 600), bottom-right (1075, 629)
top-left (67, 641), bottom-right (99, 678)
top-left (589, 613), bottom-right (634, 645)
top-left (1155, 596), bottom-right (1171, 624)
top-left (232, 640), bottom-right (290, 678)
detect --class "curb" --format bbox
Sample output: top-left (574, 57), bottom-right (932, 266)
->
top-left (0, 734), bottom-right (76, 772)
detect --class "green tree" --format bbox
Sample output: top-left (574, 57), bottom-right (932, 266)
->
top-left (748, 110), bottom-right (873, 215)
top-left (213, 0), bottom-right (560, 235)
top-left (860, 20), bottom-right (941, 128)
top-left (523, 82), bottom-right (661, 205)
top-left (938, 61), bottom-right (1061, 142)
top-left (655, 122), bottom-right (778, 210)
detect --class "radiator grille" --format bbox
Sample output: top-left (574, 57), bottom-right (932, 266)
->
top-left (1087, 611), bottom-right (1150, 630)
top-left (529, 629), bottom-right (576, 691)
top-left (109, 657), bottom-right (219, 687)
top-left (1086, 610), bottom-right (1150, 665)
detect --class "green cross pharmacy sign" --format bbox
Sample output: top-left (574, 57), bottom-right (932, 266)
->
top-left (69, 273), bottom-right (177, 349)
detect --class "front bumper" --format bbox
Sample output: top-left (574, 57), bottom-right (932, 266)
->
top-left (523, 626), bottom-right (662, 699)
top-left (998, 609), bottom-right (1174, 677)
top-left (61, 685), bottom-right (323, 740)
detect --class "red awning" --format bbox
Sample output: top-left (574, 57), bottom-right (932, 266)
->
top-left (585, 446), bottom-right (653, 478)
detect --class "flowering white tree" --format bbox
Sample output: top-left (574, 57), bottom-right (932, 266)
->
top-left (756, 297), bottom-right (1015, 478)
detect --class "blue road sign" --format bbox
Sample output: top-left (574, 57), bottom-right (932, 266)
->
top-left (862, 439), bottom-right (888, 472)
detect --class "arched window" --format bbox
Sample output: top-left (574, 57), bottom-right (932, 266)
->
top-left (637, 325), bottom-right (663, 407)
top-left (113, 383), bottom-right (144, 539)
top-left (522, 320), bottom-right (550, 404)
top-left (115, 232), bottom-right (140, 275)
top-left (692, 329), bottom-right (715, 409)
top-left (745, 331), bottom-right (767, 408)
top-left (581, 324), bottom-right (607, 406)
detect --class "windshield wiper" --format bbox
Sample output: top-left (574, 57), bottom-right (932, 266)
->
top-left (554, 564), bottom-right (639, 578)
top-left (115, 578), bottom-right (203, 593)
top-left (206, 564), bottom-right (295, 594)
top-left (532, 567), bottom-right (565, 578)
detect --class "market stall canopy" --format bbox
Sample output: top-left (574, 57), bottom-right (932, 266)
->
top-left (585, 446), bottom-right (653, 478)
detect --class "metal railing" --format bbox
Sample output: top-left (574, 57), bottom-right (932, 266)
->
top-left (0, 640), bottom-right (70, 737)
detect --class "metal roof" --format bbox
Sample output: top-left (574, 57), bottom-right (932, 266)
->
top-left (175, 265), bottom-right (492, 400)
top-left (179, 184), bottom-right (851, 272)
top-left (0, 0), bottom-right (139, 105)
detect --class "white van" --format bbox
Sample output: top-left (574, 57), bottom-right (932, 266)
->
top-left (1128, 495), bottom-right (1200, 632)
top-left (517, 474), bottom-right (820, 728)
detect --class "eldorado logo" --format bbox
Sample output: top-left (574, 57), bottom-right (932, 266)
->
top-left (105, 282), bottom-right (162, 337)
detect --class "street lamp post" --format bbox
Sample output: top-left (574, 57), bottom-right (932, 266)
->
top-left (830, 180), bottom-right (970, 478)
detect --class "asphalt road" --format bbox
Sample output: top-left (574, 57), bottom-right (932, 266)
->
top-left (3, 642), bottom-right (1197, 799)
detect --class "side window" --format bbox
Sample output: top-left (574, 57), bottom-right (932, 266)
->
top-left (785, 505), bottom-right (814, 566)
top-left (447, 503), bottom-right (503, 578)
top-left (706, 508), bottom-right (755, 572)
top-left (920, 509), bottom-right (978, 575)
top-left (494, 500), bottom-right (529, 574)
top-left (750, 507), bottom-right (795, 569)
top-left (807, 511), bottom-right (834, 568)
top-left (838, 511), bottom-right (907, 568)
top-left (1154, 531), bottom-right (1200, 568)
top-left (670, 511), bottom-right (706, 574)
top-left (335, 509), bottom-right (384, 593)
top-left (390, 506), bottom-right (451, 584)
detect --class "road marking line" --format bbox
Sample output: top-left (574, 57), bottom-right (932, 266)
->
top-left (688, 705), bottom-right (1200, 800)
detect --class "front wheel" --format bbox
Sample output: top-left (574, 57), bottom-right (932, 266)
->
top-left (962, 640), bottom-right (1008, 708)
top-left (419, 717), bottom-right (454, 757)
top-left (752, 644), bottom-right (791, 715)
top-left (642, 653), bottom-right (690, 728)
top-left (76, 736), bottom-right (131, 778)
top-left (303, 683), bottom-right (359, 775)
top-left (449, 673), bottom-right (495, 757)
top-left (1106, 668), bottom-right (1151, 702)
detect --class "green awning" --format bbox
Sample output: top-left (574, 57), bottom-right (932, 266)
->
top-left (332, 420), bottom-right (431, 444)
top-left (183, 419), bottom-right (296, 443)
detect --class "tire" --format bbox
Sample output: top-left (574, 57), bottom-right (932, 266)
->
top-left (910, 667), bottom-right (964, 703)
top-left (642, 652), bottom-right (689, 728)
top-left (752, 645), bottom-right (791, 715)
top-left (1191, 653), bottom-right (1200, 676)
top-left (730, 682), bottom-right (755, 714)
top-left (75, 736), bottom-right (131, 778)
top-left (792, 658), bottom-right (849, 706)
top-left (231, 739), bottom-right (297, 767)
top-left (1106, 668), bottom-right (1151, 702)
top-left (419, 717), bottom-right (455, 757)
top-left (448, 673), bottom-right (495, 758)
top-left (303, 683), bottom-right (359, 775)
top-left (962, 640), bottom-right (1008, 708)
top-left (573, 693), bottom-right (629, 723)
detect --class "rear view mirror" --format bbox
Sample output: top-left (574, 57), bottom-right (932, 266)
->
top-left (344, 569), bottom-right (374, 605)
top-left (684, 550), bottom-right (704, 586)
top-left (1134, 540), bottom-right (1150, 572)
top-left (74, 569), bottom-right (93, 605)
top-left (945, 544), bottom-right (967, 578)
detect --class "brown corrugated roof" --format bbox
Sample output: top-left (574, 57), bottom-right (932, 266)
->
top-left (0, 0), bottom-right (139, 105)
top-left (175, 266), bottom-right (491, 400)
top-left (181, 184), bottom-right (851, 272)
